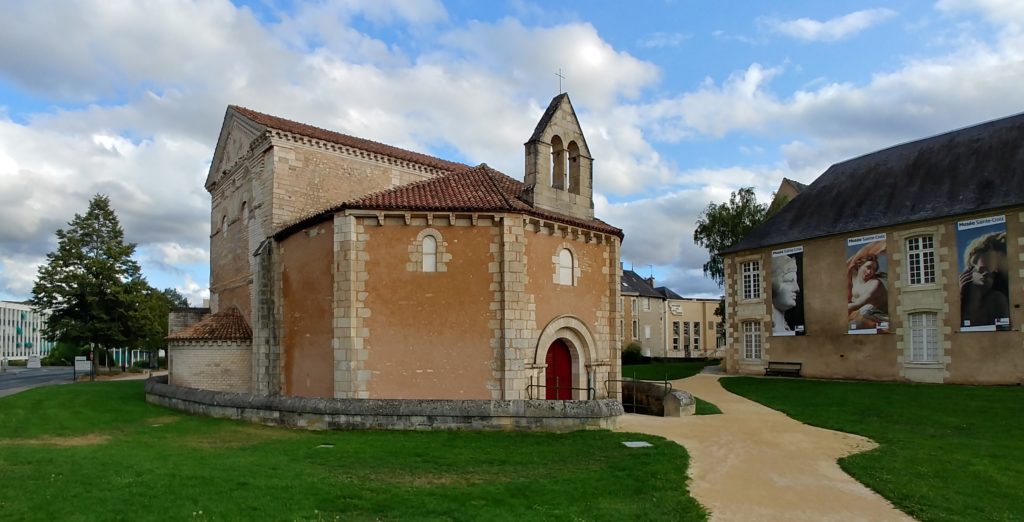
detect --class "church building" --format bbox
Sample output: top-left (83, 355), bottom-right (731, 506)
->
top-left (167, 94), bottom-right (624, 402)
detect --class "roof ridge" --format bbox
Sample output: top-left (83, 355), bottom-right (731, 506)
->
top-left (478, 164), bottom-right (517, 211)
top-left (229, 105), bottom-right (469, 172)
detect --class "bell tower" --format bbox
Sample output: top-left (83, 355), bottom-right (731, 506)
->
top-left (523, 93), bottom-right (594, 220)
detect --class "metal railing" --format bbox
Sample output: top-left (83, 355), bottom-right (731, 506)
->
top-left (526, 375), bottom-right (596, 400)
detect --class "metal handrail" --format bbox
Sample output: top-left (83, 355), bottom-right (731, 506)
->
top-left (526, 382), bottom-right (597, 400)
top-left (606, 376), bottom-right (675, 415)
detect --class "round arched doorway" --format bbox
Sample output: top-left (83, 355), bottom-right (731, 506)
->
top-left (545, 340), bottom-right (573, 400)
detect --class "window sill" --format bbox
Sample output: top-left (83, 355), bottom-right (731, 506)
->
top-left (904, 361), bottom-right (944, 369)
top-left (902, 284), bottom-right (940, 293)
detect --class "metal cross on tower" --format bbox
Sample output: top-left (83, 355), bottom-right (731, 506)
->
top-left (555, 68), bottom-right (566, 93)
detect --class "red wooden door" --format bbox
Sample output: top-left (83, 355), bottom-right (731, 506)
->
top-left (545, 340), bottom-right (572, 400)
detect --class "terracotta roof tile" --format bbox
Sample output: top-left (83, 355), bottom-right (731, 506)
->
top-left (166, 307), bottom-right (252, 342)
top-left (230, 105), bottom-right (469, 173)
top-left (275, 164), bottom-right (623, 238)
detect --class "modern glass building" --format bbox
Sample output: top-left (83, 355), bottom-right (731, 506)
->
top-left (0, 301), bottom-right (54, 361)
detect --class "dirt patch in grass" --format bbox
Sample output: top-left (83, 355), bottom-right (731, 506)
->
top-left (185, 424), bottom-right (299, 449)
top-left (0, 433), bottom-right (111, 447)
top-left (145, 416), bottom-right (181, 425)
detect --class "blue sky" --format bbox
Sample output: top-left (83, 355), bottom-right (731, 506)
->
top-left (1, 0), bottom-right (1023, 303)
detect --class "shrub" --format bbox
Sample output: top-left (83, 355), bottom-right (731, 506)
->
top-left (621, 342), bottom-right (645, 365)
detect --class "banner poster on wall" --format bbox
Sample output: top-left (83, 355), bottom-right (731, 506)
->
top-left (956, 215), bottom-right (1011, 332)
top-left (771, 246), bottom-right (805, 336)
top-left (846, 233), bottom-right (890, 334)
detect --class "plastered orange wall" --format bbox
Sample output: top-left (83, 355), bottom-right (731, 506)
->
top-left (363, 224), bottom-right (496, 399)
top-left (280, 223), bottom-right (335, 398)
top-left (526, 232), bottom-right (610, 348)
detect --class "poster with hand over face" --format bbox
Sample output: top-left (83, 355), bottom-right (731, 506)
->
top-left (771, 246), bottom-right (805, 336)
top-left (957, 216), bottom-right (1010, 332)
top-left (846, 233), bottom-right (889, 334)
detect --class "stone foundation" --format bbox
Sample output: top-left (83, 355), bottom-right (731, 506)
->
top-left (145, 376), bottom-right (622, 432)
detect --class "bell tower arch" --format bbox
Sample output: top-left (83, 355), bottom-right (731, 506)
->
top-left (523, 94), bottom-right (594, 220)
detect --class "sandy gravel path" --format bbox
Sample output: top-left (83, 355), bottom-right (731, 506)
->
top-left (617, 373), bottom-right (914, 521)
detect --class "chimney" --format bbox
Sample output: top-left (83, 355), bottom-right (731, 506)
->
top-left (646, 276), bottom-right (655, 287)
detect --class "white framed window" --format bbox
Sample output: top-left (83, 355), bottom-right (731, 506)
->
top-left (742, 321), bottom-right (762, 360)
top-left (672, 338), bottom-right (680, 350)
top-left (742, 261), bottom-right (761, 299)
top-left (422, 235), bottom-right (437, 272)
top-left (683, 322), bottom-right (691, 349)
top-left (642, 298), bottom-right (650, 311)
top-left (557, 248), bottom-right (574, 285)
top-left (693, 321), bottom-right (701, 350)
top-left (906, 236), bottom-right (936, 286)
top-left (631, 298), bottom-right (638, 314)
top-left (631, 319), bottom-right (638, 340)
top-left (909, 312), bottom-right (939, 362)
top-left (644, 324), bottom-right (651, 339)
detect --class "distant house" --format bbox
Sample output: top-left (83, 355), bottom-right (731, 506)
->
top-left (619, 270), bottom-right (718, 358)
top-left (721, 112), bottom-right (1024, 384)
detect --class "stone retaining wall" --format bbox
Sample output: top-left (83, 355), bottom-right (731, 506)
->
top-left (621, 380), bottom-right (695, 417)
top-left (145, 376), bottom-right (622, 432)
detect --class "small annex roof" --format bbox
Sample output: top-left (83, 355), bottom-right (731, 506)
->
top-left (166, 307), bottom-right (251, 342)
top-left (621, 270), bottom-right (664, 299)
top-left (725, 111), bottom-right (1024, 254)
top-left (230, 105), bottom-right (469, 173)
top-left (275, 163), bottom-right (623, 239)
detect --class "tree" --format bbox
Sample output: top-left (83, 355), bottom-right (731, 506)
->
top-left (31, 195), bottom-right (148, 372)
top-left (692, 187), bottom-right (769, 287)
top-left (136, 287), bottom-right (189, 368)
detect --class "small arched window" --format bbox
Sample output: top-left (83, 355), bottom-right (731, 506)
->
top-left (567, 141), bottom-right (581, 194)
top-left (558, 248), bottom-right (573, 285)
top-left (220, 215), bottom-right (228, 237)
top-left (422, 235), bottom-right (437, 272)
top-left (241, 201), bottom-right (249, 225)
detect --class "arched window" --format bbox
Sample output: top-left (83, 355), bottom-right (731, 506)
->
top-left (567, 141), bottom-right (581, 194)
top-left (220, 215), bottom-right (228, 237)
top-left (558, 248), bottom-right (573, 285)
top-left (550, 135), bottom-right (566, 189)
top-left (422, 235), bottom-right (437, 272)
top-left (241, 201), bottom-right (249, 225)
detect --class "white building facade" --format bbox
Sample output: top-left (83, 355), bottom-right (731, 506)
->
top-left (1, 301), bottom-right (54, 361)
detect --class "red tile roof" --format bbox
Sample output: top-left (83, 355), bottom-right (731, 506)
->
top-left (275, 164), bottom-right (623, 238)
top-left (230, 105), bottom-right (469, 173)
top-left (166, 307), bottom-right (252, 342)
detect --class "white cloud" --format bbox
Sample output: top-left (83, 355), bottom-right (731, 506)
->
top-left (0, 254), bottom-right (43, 299)
top-left (637, 32), bottom-right (691, 49)
top-left (762, 9), bottom-right (898, 42)
top-left (175, 274), bottom-right (210, 307)
top-left (152, 243), bottom-right (209, 266)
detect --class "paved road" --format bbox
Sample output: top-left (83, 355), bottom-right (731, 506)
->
top-left (0, 366), bottom-right (77, 398)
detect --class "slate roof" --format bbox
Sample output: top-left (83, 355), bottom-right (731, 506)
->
top-left (621, 270), bottom-right (664, 298)
top-left (231, 105), bottom-right (468, 173)
top-left (166, 307), bottom-right (252, 342)
top-left (275, 163), bottom-right (623, 239)
top-left (655, 286), bottom-right (685, 300)
top-left (725, 112), bottom-right (1024, 254)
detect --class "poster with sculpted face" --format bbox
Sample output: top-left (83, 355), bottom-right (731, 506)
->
top-left (956, 215), bottom-right (1010, 332)
top-left (846, 233), bottom-right (889, 334)
top-left (771, 246), bottom-right (804, 336)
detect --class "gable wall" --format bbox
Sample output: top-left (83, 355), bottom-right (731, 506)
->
top-left (724, 207), bottom-right (1024, 384)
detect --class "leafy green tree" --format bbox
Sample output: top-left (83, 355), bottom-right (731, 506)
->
top-left (136, 287), bottom-right (188, 367)
top-left (162, 288), bottom-right (189, 308)
top-left (31, 195), bottom-right (148, 371)
top-left (692, 187), bottom-right (769, 287)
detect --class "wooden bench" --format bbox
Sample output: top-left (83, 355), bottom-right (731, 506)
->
top-left (764, 361), bottom-right (802, 377)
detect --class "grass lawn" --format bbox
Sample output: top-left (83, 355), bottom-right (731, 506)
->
top-left (621, 359), bottom-right (719, 381)
top-left (721, 377), bottom-right (1024, 522)
top-left (0, 381), bottom-right (706, 521)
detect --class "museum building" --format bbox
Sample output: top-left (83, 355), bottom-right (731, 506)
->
top-left (721, 112), bottom-right (1024, 384)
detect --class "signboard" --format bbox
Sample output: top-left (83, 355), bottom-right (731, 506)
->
top-left (27, 355), bottom-right (41, 369)
top-left (771, 246), bottom-right (805, 336)
top-left (845, 233), bottom-right (889, 334)
top-left (956, 215), bottom-right (1010, 332)
top-left (74, 356), bottom-right (92, 373)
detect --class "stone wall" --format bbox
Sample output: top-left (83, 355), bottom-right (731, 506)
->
top-left (620, 379), bottom-right (695, 417)
top-left (145, 376), bottom-right (622, 432)
top-left (169, 340), bottom-right (252, 393)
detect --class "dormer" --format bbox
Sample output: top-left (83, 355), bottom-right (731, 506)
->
top-left (523, 94), bottom-right (594, 220)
